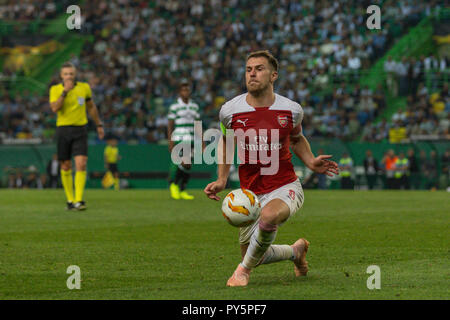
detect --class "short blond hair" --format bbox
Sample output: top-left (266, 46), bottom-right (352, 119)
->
top-left (246, 50), bottom-right (279, 71)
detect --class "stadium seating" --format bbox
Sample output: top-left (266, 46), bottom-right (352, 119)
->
top-left (0, 1), bottom-right (448, 190)
top-left (1, 0), bottom-right (448, 144)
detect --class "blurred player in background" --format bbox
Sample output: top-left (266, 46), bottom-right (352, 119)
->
top-left (49, 62), bottom-right (104, 210)
top-left (104, 136), bottom-right (121, 191)
top-left (204, 51), bottom-right (339, 287)
top-left (167, 80), bottom-right (202, 200)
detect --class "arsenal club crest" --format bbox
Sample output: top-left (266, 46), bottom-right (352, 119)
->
top-left (289, 190), bottom-right (295, 201)
top-left (278, 115), bottom-right (288, 128)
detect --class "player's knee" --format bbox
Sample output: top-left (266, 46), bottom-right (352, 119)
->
top-left (260, 207), bottom-right (281, 226)
top-left (75, 158), bottom-right (88, 171)
top-left (60, 161), bottom-right (71, 171)
top-left (260, 204), bottom-right (289, 226)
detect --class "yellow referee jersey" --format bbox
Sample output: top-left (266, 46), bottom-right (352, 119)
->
top-left (104, 145), bottom-right (119, 164)
top-left (49, 81), bottom-right (92, 126)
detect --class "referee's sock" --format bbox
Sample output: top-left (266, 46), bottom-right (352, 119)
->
top-left (75, 171), bottom-right (87, 203)
top-left (60, 169), bottom-right (74, 203)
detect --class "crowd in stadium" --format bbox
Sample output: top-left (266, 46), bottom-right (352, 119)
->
top-left (361, 81), bottom-right (449, 143)
top-left (0, 0), bottom-right (71, 21)
top-left (0, 0), bottom-right (448, 145)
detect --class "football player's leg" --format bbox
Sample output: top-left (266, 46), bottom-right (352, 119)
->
top-left (60, 160), bottom-right (74, 204)
top-left (242, 199), bottom-right (290, 268)
top-left (72, 129), bottom-right (88, 209)
top-left (179, 142), bottom-right (194, 199)
top-left (74, 155), bottom-right (87, 206)
top-left (241, 181), bottom-right (308, 274)
top-left (227, 199), bottom-right (290, 287)
top-left (241, 240), bottom-right (296, 267)
top-left (58, 131), bottom-right (74, 206)
top-left (169, 163), bottom-right (181, 199)
top-left (168, 162), bottom-right (179, 185)
top-left (179, 163), bottom-right (194, 200)
top-left (178, 163), bottom-right (191, 191)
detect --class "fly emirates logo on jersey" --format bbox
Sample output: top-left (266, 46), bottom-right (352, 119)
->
top-left (235, 128), bottom-right (282, 176)
top-left (238, 133), bottom-right (282, 152)
top-left (169, 121), bottom-right (283, 176)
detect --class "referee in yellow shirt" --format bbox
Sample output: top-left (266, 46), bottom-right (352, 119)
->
top-left (49, 62), bottom-right (104, 211)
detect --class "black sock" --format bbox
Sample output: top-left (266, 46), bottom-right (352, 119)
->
top-left (179, 171), bottom-right (191, 191)
top-left (174, 168), bottom-right (184, 186)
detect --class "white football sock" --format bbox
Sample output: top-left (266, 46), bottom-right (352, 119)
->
top-left (258, 245), bottom-right (295, 266)
top-left (241, 221), bottom-right (277, 270)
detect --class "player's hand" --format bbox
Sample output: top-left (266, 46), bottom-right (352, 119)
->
top-left (309, 155), bottom-right (339, 177)
top-left (204, 179), bottom-right (227, 201)
top-left (97, 126), bottom-right (105, 140)
top-left (63, 79), bottom-right (74, 92)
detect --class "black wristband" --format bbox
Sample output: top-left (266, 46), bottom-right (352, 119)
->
top-left (97, 123), bottom-right (103, 127)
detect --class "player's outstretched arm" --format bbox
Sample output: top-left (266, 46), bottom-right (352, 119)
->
top-left (291, 134), bottom-right (339, 177)
top-left (204, 135), bottom-right (233, 200)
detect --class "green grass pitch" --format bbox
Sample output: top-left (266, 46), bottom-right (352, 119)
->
top-left (0, 189), bottom-right (448, 300)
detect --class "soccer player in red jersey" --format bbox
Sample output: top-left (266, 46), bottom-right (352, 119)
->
top-left (204, 50), bottom-right (339, 287)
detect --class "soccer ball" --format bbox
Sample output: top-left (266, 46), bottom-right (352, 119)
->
top-left (222, 188), bottom-right (261, 227)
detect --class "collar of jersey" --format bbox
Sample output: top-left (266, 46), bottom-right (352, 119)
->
top-left (244, 92), bottom-right (278, 110)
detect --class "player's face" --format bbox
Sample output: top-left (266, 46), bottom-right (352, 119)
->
top-left (179, 86), bottom-right (190, 100)
top-left (60, 67), bottom-right (76, 82)
top-left (245, 57), bottom-right (277, 95)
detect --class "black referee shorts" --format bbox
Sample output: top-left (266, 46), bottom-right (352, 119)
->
top-left (56, 125), bottom-right (88, 161)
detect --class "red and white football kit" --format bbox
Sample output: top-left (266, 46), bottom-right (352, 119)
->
top-left (219, 93), bottom-right (305, 244)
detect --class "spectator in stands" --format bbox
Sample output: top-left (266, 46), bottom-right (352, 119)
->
top-left (384, 56), bottom-right (398, 97)
top-left (426, 150), bottom-right (439, 190)
top-left (7, 172), bottom-right (15, 188)
top-left (418, 150), bottom-right (428, 190)
top-left (407, 148), bottom-right (420, 189)
top-left (382, 149), bottom-right (397, 189)
top-left (14, 171), bottom-right (24, 189)
top-left (364, 150), bottom-right (379, 190)
top-left (396, 57), bottom-right (409, 96)
top-left (0, 0), bottom-right (444, 145)
top-left (26, 171), bottom-right (43, 189)
top-left (394, 152), bottom-right (410, 189)
top-left (46, 153), bottom-right (60, 188)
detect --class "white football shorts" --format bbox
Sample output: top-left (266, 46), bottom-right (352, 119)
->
top-left (238, 179), bottom-right (304, 245)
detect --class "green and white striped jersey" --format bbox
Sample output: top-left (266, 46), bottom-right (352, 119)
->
top-left (168, 97), bottom-right (201, 142)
